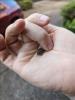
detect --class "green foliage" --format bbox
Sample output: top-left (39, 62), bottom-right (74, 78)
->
top-left (16, 0), bottom-right (33, 10)
top-left (64, 19), bottom-right (75, 32)
top-left (61, 0), bottom-right (75, 33)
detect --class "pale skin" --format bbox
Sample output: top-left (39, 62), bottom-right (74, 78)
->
top-left (0, 13), bottom-right (75, 95)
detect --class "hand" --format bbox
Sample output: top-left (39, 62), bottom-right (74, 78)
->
top-left (0, 13), bottom-right (75, 95)
top-left (0, 13), bottom-right (52, 83)
top-left (0, 13), bottom-right (51, 66)
top-left (24, 17), bottom-right (75, 94)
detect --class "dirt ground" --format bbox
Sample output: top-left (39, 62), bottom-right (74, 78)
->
top-left (23, 0), bottom-right (68, 26)
top-left (24, 0), bottom-right (68, 17)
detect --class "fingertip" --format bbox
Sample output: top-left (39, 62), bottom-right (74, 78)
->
top-left (0, 34), bottom-right (6, 50)
top-left (40, 34), bottom-right (53, 51)
top-left (26, 13), bottom-right (50, 26)
top-left (14, 19), bottom-right (25, 31)
top-left (39, 15), bottom-right (50, 26)
top-left (47, 35), bottom-right (54, 50)
top-left (5, 19), bottom-right (25, 37)
top-left (5, 19), bottom-right (25, 46)
top-left (0, 34), bottom-right (4, 43)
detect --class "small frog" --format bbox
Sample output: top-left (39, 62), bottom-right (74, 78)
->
top-left (37, 47), bottom-right (46, 55)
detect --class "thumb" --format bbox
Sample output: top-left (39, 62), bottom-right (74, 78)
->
top-left (26, 13), bottom-right (49, 26)
top-left (25, 20), bottom-right (53, 51)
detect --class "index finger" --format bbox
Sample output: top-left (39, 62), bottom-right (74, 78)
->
top-left (25, 21), bottom-right (53, 51)
top-left (5, 19), bottom-right (25, 54)
top-left (5, 19), bottom-right (25, 45)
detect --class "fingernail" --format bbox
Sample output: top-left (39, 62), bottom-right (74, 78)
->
top-left (40, 40), bottom-right (49, 51)
top-left (47, 36), bottom-right (53, 50)
top-left (40, 15), bottom-right (49, 22)
top-left (39, 35), bottom-right (53, 51)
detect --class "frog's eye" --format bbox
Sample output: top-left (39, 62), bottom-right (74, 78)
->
top-left (37, 47), bottom-right (46, 55)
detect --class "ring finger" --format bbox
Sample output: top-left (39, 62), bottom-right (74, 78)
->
top-left (0, 34), bottom-right (9, 61)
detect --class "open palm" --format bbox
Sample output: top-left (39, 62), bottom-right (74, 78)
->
top-left (0, 13), bottom-right (75, 94)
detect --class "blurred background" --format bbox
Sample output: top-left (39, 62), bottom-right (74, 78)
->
top-left (0, 0), bottom-right (75, 100)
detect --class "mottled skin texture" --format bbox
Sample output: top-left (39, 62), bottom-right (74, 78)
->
top-left (0, 13), bottom-right (75, 95)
